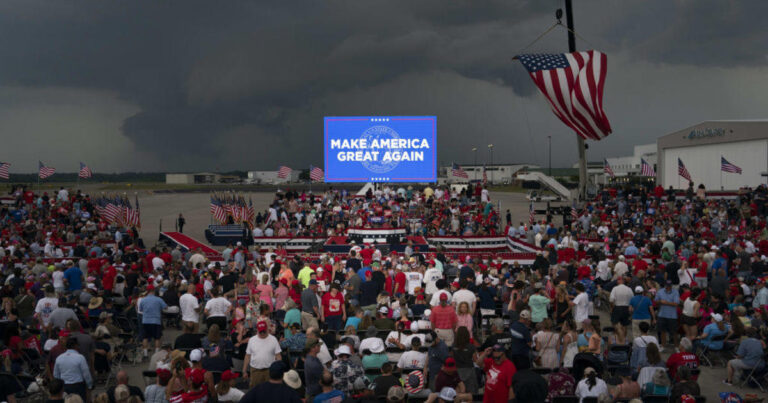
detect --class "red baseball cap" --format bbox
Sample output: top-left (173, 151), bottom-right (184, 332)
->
top-left (58, 330), bottom-right (71, 338)
top-left (257, 321), bottom-right (268, 332)
top-left (439, 293), bottom-right (448, 301)
top-left (416, 294), bottom-right (425, 300)
top-left (221, 370), bottom-right (240, 381)
top-left (444, 357), bottom-right (456, 368)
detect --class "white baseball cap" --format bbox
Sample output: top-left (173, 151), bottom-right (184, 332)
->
top-left (190, 349), bottom-right (203, 362)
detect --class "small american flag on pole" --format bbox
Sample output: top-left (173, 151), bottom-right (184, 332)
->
top-left (451, 163), bottom-right (469, 179)
top-left (210, 196), bottom-right (227, 224)
top-left (0, 162), bottom-right (10, 179)
top-left (721, 156), bottom-right (742, 174)
top-left (603, 159), bottom-right (614, 178)
top-left (309, 165), bottom-right (324, 182)
top-left (571, 207), bottom-right (580, 220)
top-left (529, 202), bottom-right (535, 225)
top-left (78, 162), bottom-right (93, 179)
top-left (516, 51), bottom-right (612, 141)
top-left (678, 158), bottom-right (692, 182)
top-left (38, 161), bottom-right (55, 179)
top-left (640, 158), bottom-right (655, 177)
top-left (277, 166), bottom-right (292, 179)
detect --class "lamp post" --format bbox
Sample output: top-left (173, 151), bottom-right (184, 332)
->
top-left (548, 135), bottom-right (552, 176)
top-left (472, 147), bottom-right (478, 181)
top-left (487, 144), bottom-right (494, 184)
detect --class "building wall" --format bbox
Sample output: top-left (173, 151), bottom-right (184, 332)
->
top-left (247, 171), bottom-right (299, 184)
top-left (165, 174), bottom-right (193, 184)
top-left (660, 139), bottom-right (768, 190)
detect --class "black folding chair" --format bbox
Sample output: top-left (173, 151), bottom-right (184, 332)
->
top-left (698, 334), bottom-right (727, 367)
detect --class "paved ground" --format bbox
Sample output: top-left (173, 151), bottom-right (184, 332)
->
top-left (106, 188), bottom-right (763, 401)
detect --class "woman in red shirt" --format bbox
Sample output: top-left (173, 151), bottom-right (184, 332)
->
top-left (321, 285), bottom-right (346, 331)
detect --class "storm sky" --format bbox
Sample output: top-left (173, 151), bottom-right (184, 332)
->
top-left (2, 0), bottom-right (768, 173)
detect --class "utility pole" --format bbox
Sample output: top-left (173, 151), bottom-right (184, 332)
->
top-left (472, 147), bottom-right (478, 181)
top-left (564, 0), bottom-right (588, 200)
top-left (488, 144), bottom-right (494, 184)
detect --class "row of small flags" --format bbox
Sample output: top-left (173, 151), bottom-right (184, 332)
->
top-left (603, 156), bottom-right (742, 180)
top-left (0, 161), bottom-right (93, 180)
top-left (210, 193), bottom-right (256, 226)
top-left (93, 195), bottom-right (141, 228)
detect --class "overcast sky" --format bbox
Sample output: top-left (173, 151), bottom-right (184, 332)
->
top-left (2, 0), bottom-right (768, 173)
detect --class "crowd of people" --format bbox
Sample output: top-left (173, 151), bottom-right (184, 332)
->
top-left (1, 182), bottom-right (768, 403)
top-left (251, 183), bottom-right (500, 238)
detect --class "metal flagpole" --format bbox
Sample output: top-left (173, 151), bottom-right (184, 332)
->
top-left (720, 156), bottom-right (723, 191)
top-left (564, 0), bottom-right (588, 201)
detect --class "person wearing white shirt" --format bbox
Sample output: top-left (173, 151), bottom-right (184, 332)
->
top-left (204, 289), bottom-right (231, 329)
top-left (151, 256), bottom-right (165, 270)
top-left (571, 284), bottom-right (590, 328)
top-left (252, 227), bottom-right (264, 237)
top-left (423, 266), bottom-right (441, 295)
top-left (243, 321), bottom-right (282, 387)
top-left (609, 277), bottom-right (634, 326)
top-left (264, 227), bottom-right (274, 237)
top-left (613, 256), bottom-right (628, 280)
top-left (397, 339), bottom-right (427, 370)
top-left (452, 284), bottom-right (477, 314)
top-left (179, 285), bottom-right (201, 332)
top-left (481, 188), bottom-right (489, 203)
top-left (595, 260), bottom-right (611, 282)
top-left (575, 368), bottom-right (608, 402)
top-left (430, 289), bottom-right (452, 307)
top-left (405, 270), bottom-right (423, 295)
top-left (57, 187), bottom-right (69, 202)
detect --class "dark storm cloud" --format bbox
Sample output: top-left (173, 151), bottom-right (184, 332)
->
top-left (1, 0), bottom-right (766, 170)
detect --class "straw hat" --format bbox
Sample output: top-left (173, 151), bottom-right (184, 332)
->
top-left (88, 297), bottom-right (104, 310)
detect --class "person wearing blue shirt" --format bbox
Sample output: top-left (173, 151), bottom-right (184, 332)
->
top-left (629, 287), bottom-right (655, 337)
top-left (63, 263), bottom-right (83, 292)
top-left (654, 282), bottom-right (680, 349)
top-left (624, 243), bottom-right (639, 257)
top-left (53, 338), bottom-right (93, 401)
top-left (139, 286), bottom-right (168, 357)
top-left (725, 328), bottom-right (765, 385)
top-left (694, 313), bottom-right (731, 353)
top-left (357, 266), bottom-right (371, 284)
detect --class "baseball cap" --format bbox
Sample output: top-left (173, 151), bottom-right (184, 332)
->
top-left (309, 279), bottom-right (318, 285)
top-left (439, 293), bottom-right (448, 301)
top-left (378, 306), bottom-right (389, 314)
top-left (439, 387), bottom-right (457, 402)
top-left (156, 368), bottom-right (172, 382)
top-left (444, 357), bottom-right (457, 368)
top-left (334, 345), bottom-right (352, 356)
top-left (492, 344), bottom-right (506, 352)
top-left (269, 361), bottom-right (288, 379)
top-left (519, 310), bottom-right (531, 320)
top-left (58, 329), bottom-right (71, 338)
top-left (712, 313), bottom-right (724, 322)
top-left (184, 367), bottom-right (205, 385)
top-left (189, 349), bottom-right (203, 362)
top-left (634, 286), bottom-right (644, 293)
top-left (451, 281), bottom-right (459, 288)
top-left (387, 386), bottom-right (406, 402)
top-left (257, 321), bottom-right (268, 332)
top-left (220, 370), bottom-right (239, 381)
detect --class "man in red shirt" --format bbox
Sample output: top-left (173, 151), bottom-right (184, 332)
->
top-left (393, 266), bottom-right (407, 297)
top-left (476, 344), bottom-right (516, 403)
top-left (430, 293), bottom-right (458, 346)
top-left (321, 285), bottom-right (346, 331)
top-left (666, 337), bottom-right (699, 381)
top-left (102, 264), bottom-right (118, 293)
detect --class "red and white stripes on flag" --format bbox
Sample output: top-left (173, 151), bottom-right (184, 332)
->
top-left (451, 163), bottom-right (469, 179)
top-left (571, 207), bottom-right (580, 220)
top-left (277, 166), bottom-right (292, 179)
top-left (38, 161), bottom-right (55, 179)
top-left (721, 156), bottom-right (742, 174)
top-left (0, 162), bottom-right (9, 179)
top-left (79, 162), bottom-right (93, 179)
top-left (640, 158), bottom-right (655, 177)
top-left (516, 51), bottom-right (612, 141)
top-left (678, 158), bottom-right (692, 182)
top-left (603, 159), bottom-right (614, 178)
top-left (529, 202), bottom-right (535, 225)
top-left (309, 166), bottom-right (324, 182)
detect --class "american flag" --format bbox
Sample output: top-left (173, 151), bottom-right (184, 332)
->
top-left (210, 196), bottom-right (227, 224)
top-left (571, 207), bottom-right (580, 220)
top-left (94, 197), bottom-right (106, 217)
top-left (38, 161), bottom-right (55, 179)
top-left (78, 162), bottom-right (93, 179)
top-left (482, 165), bottom-right (488, 185)
top-left (104, 197), bottom-right (121, 224)
top-left (678, 158), bottom-right (692, 182)
top-left (603, 159), bottom-right (614, 178)
top-left (0, 162), bottom-right (10, 179)
top-left (721, 156), bottom-right (742, 174)
top-left (640, 158), bottom-right (655, 177)
top-left (451, 163), bottom-right (468, 179)
top-left (309, 165), bottom-right (324, 182)
top-left (127, 195), bottom-right (141, 228)
top-left (247, 197), bottom-right (255, 224)
top-left (277, 165), bottom-right (292, 179)
top-left (516, 51), bottom-right (612, 141)
top-left (528, 202), bottom-right (535, 225)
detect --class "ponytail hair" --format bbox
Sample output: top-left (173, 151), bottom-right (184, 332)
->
top-left (586, 369), bottom-right (598, 390)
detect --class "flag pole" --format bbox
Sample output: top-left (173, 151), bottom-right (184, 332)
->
top-left (564, 0), bottom-right (588, 201)
top-left (720, 155), bottom-right (723, 191)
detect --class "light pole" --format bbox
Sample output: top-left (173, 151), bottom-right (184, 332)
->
top-left (548, 136), bottom-right (552, 177)
top-left (487, 144), bottom-right (494, 184)
top-left (472, 147), bottom-right (478, 181)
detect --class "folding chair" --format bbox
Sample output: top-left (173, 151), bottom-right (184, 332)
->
top-left (698, 334), bottom-right (727, 367)
top-left (642, 395), bottom-right (670, 403)
top-left (738, 358), bottom-right (766, 392)
top-left (605, 344), bottom-right (632, 375)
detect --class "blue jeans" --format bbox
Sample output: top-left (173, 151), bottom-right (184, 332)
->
top-left (326, 315), bottom-right (343, 331)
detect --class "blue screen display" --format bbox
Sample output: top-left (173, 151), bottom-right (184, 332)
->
top-left (324, 116), bottom-right (437, 183)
